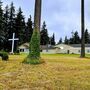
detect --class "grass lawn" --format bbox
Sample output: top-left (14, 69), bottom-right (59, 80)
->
top-left (0, 54), bottom-right (90, 90)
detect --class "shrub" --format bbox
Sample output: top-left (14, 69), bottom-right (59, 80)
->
top-left (0, 52), bottom-right (9, 61)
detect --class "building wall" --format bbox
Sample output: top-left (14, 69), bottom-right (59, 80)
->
top-left (42, 49), bottom-right (56, 54)
top-left (24, 49), bottom-right (29, 53)
top-left (19, 48), bottom-right (29, 53)
top-left (42, 47), bottom-right (90, 54)
top-left (57, 48), bottom-right (90, 54)
top-left (19, 44), bottom-right (90, 54)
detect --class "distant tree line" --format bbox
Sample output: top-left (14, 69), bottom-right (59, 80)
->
top-left (0, 1), bottom-right (55, 52)
top-left (58, 29), bottom-right (90, 44)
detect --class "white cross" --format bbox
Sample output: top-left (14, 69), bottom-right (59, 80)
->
top-left (8, 33), bottom-right (19, 53)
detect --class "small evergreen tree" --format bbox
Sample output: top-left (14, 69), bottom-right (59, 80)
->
top-left (64, 36), bottom-right (69, 44)
top-left (8, 2), bottom-right (16, 52)
top-left (51, 33), bottom-right (56, 45)
top-left (40, 21), bottom-right (49, 45)
top-left (8, 2), bottom-right (15, 36)
top-left (3, 5), bottom-right (9, 51)
top-left (69, 31), bottom-right (81, 44)
top-left (69, 31), bottom-right (74, 44)
top-left (15, 7), bottom-right (25, 45)
top-left (73, 31), bottom-right (81, 44)
top-left (58, 38), bottom-right (62, 44)
top-left (0, 0), bottom-right (4, 50)
top-left (25, 15), bottom-right (33, 42)
top-left (85, 29), bottom-right (90, 44)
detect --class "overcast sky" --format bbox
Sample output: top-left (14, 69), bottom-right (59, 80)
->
top-left (2, 0), bottom-right (90, 43)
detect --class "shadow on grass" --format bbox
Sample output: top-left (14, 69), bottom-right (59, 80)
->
top-left (83, 57), bottom-right (90, 59)
top-left (77, 56), bottom-right (90, 60)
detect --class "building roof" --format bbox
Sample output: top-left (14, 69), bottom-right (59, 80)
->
top-left (54, 44), bottom-right (73, 49)
top-left (19, 43), bottom-right (29, 49)
top-left (40, 45), bottom-right (55, 50)
top-left (55, 44), bottom-right (90, 49)
top-left (19, 43), bottom-right (90, 50)
top-left (18, 43), bottom-right (55, 50)
top-left (70, 44), bottom-right (90, 48)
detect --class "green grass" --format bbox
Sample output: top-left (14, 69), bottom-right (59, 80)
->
top-left (0, 54), bottom-right (90, 90)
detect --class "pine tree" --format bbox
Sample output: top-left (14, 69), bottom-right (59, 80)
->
top-left (25, 15), bottom-right (33, 42)
top-left (74, 31), bottom-right (81, 44)
top-left (64, 36), bottom-right (69, 44)
top-left (0, 0), bottom-right (4, 50)
top-left (69, 37), bottom-right (74, 44)
top-left (73, 31), bottom-right (81, 44)
top-left (15, 7), bottom-right (25, 45)
top-left (69, 31), bottom-right (74, 44)
top-left (51, 33), bottom-right (55, 45)
top-left (85, 29), bottom-right (90, 44)
top-left (69, 31), bottom-right (81, 44)
top-left (8, 2), bottom-right (15, 37)
top-left (58, 38), bottom-right (62, 44)
top-left (40, 21), bottom-right (49, 45)
top-left (8, 2), bottom-right (16, 52)
top-left (3, 5), bottom-right (9, 51)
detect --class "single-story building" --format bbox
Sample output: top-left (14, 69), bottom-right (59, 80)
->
top-left (19, 43), bottom-right (29, 53)
top-left (54, 44), bottom-right (90, 54)
top-left (18, 43), bottom-right (90, 54)
top-left (18, 43), bottom-right (56, 54)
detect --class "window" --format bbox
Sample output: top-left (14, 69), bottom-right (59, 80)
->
top-left (20, 49), bottom-right (24, 52)
top-left (87, 50), bottom-right (90, 53)
top-left (78, 50), bottom-right (81, 53)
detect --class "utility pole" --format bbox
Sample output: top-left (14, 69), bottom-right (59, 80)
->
top-left (81, 0), bottom-right (85, 58)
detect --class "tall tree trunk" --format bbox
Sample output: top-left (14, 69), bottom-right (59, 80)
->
top-left (81, 0), bottom-right (85, 58)
top-left (28, 0), bottom-right (42, 61)
top-left (34, 0), bottom-right (42, 32)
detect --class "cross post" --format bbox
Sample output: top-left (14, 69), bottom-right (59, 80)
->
top-left (8, 33), bottom-right (19, 54)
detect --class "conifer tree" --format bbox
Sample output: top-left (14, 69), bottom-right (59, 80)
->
top-left (68, 31), bottom-right (81, 44)
top-left (69, 31), bottom-right (81, 44)
top-left (51, 33), bottom-right (56, 45)
top-left (15, 7), bottom-right (25, 45)
top-left (40, 21), bottom-right (49, 45)
top-left (25, 15), bottom-right (33, 42)
top-left (85, 29), bottom-right (90, 44)
top-left (73, 31), bottom-right (81, 44)
top-left (7, 2), bottom-right (16, 51)
top-left (58, 38), bottom-right (62, 44)
top-left (64, 36), bottom-right (69, 44)
top-left (0, 0), bottom-right (4, 50)
top-left (8, 2), bottom-right (15, 38)
top-left (3, 5), bottom-right (9, 51)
